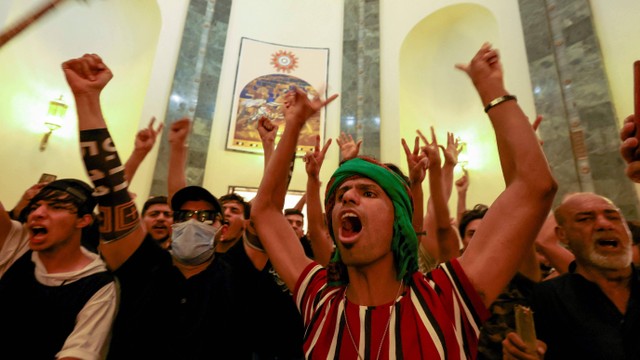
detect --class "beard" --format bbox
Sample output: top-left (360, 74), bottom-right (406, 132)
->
top-left (587, 248), bottom-right (632, 271)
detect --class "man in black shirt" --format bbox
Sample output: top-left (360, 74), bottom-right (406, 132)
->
top-left (63, 53), bottom-right (247, 359)
top-left (504, 192), bottom-right (640, 360)
top-left (284, 208), bottom-right (314, 258)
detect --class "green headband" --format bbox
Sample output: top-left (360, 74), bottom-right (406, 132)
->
top-left (325, 157), bottom-right (418, 285)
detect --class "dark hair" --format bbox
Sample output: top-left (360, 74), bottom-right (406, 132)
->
top-left (142, 196), bottom-right (169, 216)
top-left (384, 163), bottom-right (411, 187)
top-left (22, 179), bottom-right (96, 221)
top-left (459, 204), bottom-right (489, 237)
top-left (219, 193), bottom-right (250, 219)
top-left (81, 217), bottom-right (100, 254)
top-left (21, 179), bottom-right (98, 248)
top-left (284, 208), bottom-right (304, 218)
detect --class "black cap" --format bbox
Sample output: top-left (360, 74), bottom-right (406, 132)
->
top-left (142, 196), bottom-right (169, 215)
top-left (26, 179), bottom-right (96, 218)
top-left (171, 186), bottom-right (222, 213)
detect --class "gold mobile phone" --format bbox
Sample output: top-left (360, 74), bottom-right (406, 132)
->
top-left (515, 305), bottom-right (537, 353)
top-left (38, 173), bottom-right (57, 184)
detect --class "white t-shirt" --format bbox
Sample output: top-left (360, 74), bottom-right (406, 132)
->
top-left (0, 220), bottom-right (117, 360)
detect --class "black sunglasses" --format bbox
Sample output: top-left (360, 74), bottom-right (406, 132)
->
top-left (173, 210), bottom-right (220, 223)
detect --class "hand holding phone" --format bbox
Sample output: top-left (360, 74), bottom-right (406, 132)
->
top-left (515, 305), bottom-right (537, 354)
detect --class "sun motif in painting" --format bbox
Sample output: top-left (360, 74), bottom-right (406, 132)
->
top-left (271, 50), bottom-right (298, 73)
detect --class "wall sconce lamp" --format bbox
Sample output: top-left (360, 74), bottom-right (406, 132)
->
top-left (40, 95), bottom-right (68, 151)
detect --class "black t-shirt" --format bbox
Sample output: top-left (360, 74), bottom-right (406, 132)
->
top-left (300, 235), bottom-right (314, 259)
top-left (108, 236), bottom-right (249, 360)
top-left (0, 250), bottom-right (113, 359)
top-left (533, 262), bottom-right (640, 360)
top-left (217, 239), bottom-right (304, 359)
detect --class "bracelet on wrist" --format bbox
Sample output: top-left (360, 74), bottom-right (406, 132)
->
top-left (484, 94), bottom-right (517, 113)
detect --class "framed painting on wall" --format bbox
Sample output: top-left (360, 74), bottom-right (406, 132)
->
top-left (226, 37), bottom-right (330, 156)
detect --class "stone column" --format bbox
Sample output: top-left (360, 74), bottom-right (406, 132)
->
top-left (518, 0), bottom-right (639, 218)
top-left (341, 0), bottom-right (381, 160)
top-left (150, 0), bottom-right (231, 195)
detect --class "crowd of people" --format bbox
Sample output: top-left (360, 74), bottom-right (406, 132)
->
top-left (1, 43), bottom-right (639, 360)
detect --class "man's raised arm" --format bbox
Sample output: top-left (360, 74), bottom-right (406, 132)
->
top-left (167, 118), bottom-right (190, 202)
top-left (62, 54), bottom-right (144, 270)
top-left (456, 44), bottom-right (557, 306)
top-left (124, 117), bottom-right (163, 183)
top-left (251, 88), bottom-right (337, 291)
top-left (620, 114), bottom-right (640, 182)
top-left (304, 135), bottom-right (334, 266)
top-left (422, 128), bottom-right (461, 263)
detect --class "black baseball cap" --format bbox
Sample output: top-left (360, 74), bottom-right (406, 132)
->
top-left (171, 186), bottom-right (222, 214)
top-left (24, 179), bottom-right (96, 219)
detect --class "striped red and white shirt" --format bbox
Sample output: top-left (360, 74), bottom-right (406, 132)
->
top-left (294, 259), bottom-right (490, 359)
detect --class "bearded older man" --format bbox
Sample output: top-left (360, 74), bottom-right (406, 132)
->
top-left (504, 192), bottom-right (640, 360)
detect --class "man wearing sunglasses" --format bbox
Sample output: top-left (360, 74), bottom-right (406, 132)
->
top-left (63, 53), bottom-right (249, 359)
top-left (169, 186), bottom-right (223, 267)
top-left (106, 182), bottom-right (246, 359)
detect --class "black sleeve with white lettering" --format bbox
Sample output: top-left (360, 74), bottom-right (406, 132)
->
top-left (80, 128), bottom-right (138, 241)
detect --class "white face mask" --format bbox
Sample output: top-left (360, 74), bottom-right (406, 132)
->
top-left (170, 219), bottom-right (219, 265)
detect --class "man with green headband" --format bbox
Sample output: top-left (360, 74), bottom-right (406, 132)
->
top-left (251, 43), bottom-right (557, 359)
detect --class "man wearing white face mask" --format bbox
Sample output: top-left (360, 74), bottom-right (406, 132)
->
top-left (106, 184), bottom-right (249, 360)
top-left (169, 186), bottom-right (222, 267)
top-left (62, 53), bottom-right (250, 359)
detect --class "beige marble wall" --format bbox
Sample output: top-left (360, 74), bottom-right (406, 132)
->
top-left (518, 0), bottom-right (639, 218)
top-left (150, 0), bottom-right (232, 196)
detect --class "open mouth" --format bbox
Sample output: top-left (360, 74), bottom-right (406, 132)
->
top-left (30, 226), bottom-right (48, 243)
top-left (31, 226), bottom-right (48, 236)
top-left (596, 239), bottom-right (619, 248)
top-left (218, 223), bottom-right (230, 240)
top-left (340, 213), bottom-right (362, 243)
